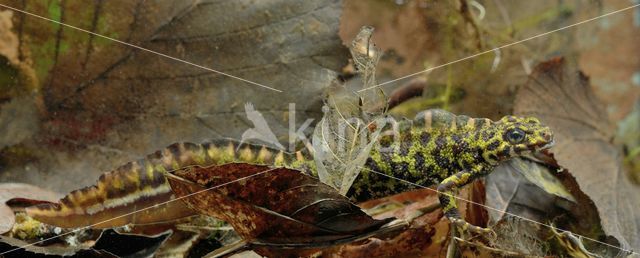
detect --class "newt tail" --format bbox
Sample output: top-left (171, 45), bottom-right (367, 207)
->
top-left (26, 140), bottom-right (313, 228)
top-left (28, 109), bottom-right (554, 235)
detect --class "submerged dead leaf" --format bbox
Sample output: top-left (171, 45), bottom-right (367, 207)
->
top-left (323, 188), bottom-right (447, 257)
top-left (515, 57), bottom-right (640, 252)
top-left (167, 163), bottom-right (393, 247)
top-left (485, 158), bottom-right (575, 226)
top-left (322, 183), bottom-right (491, 257)
top-left (90, 229), bottom-right (171, 258)
top-left (511, 159), bottom-right (575, 203)
top-left (0, 0), bottom-right (348, 196)
top-left (485, 160), bottom-right (578, 256)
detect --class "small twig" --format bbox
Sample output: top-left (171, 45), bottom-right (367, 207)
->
top-left (446, 226), bottom-right (457, 258)
top-left (203, 240), bottom-right (248, 258)
top-left (368, 78), bottom-right (427, 113)
top-left (175, 225), bottom-right (234, 232)
top-left (417, 202), bottom-right (441, 214)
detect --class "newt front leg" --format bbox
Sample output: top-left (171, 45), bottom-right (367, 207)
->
top-left (437, 168), bottom-right (495, 237)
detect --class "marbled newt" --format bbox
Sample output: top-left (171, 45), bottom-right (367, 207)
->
top-left (27, 109), bottom-right (554, 235)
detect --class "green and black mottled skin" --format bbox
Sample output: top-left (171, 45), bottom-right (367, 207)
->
top-left (349, 109), bottom-right (554, 233)
top-left (29, 109), bottom-right (554, 234)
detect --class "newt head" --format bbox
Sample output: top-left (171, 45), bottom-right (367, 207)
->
top-left (480, 116), bottom-right (554, 164)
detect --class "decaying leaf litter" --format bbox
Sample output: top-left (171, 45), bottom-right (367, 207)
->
top-left (514, 57), bottom-right (640, 255)
top-left (0, 0), bottom-right (348, 193)
top-left (1, 0), bottom-right (640, 257)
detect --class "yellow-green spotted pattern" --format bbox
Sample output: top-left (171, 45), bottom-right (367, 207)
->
top-left (350, 109), bottom-right (554, 220)
top-left (29, 109), bottom-right (553, 229)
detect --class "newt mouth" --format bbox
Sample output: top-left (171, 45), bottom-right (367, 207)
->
top-left (537, 139), bottom-right (555, 150)
top-left (529, 139), bottom-right (554, 152)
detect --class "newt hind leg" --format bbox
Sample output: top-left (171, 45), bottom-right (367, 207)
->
top-left (437, 170), bottom-right (496, 239)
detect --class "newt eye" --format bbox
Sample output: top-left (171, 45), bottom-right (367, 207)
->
top-left (506, 128), bottom-right (526, 144)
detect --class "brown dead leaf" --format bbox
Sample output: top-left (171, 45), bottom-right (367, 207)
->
top-left (485, 159), bottom-right (579, 256)
top-left (0, 0), bottom-right (348, 195)
top-left (0, 183), bottom-right (61, 234)
top-left (167, 163), bottom-right (393, 246)
top-left (91, 229), bottom-right (171, 257)
top-left (341, 0), bottom-right (602, 121)
top-left (320, 188), bottom-right (447, 257)
top-left (153, 230), bottom-right (201, 258)
top-left (322, 184), bottom-right (491, 257)
top-left (485, 159), bottom-right (574, 226)
top-left (0, 9), bottom-right (18, 63)
top-left (514, 57), bottom-right (640, 252)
